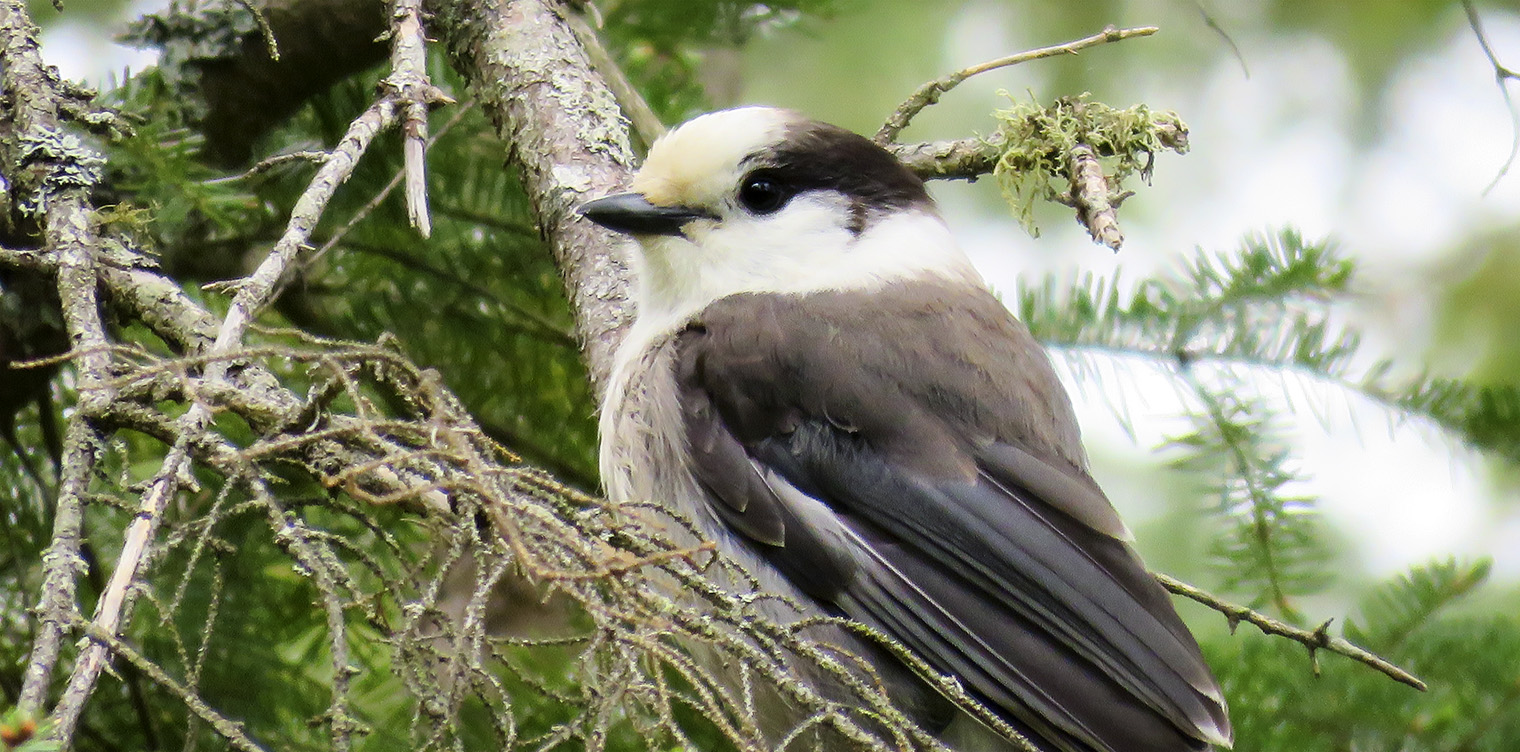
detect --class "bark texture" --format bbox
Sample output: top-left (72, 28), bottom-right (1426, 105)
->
top-left (441, 0), bottom-right (638, 394)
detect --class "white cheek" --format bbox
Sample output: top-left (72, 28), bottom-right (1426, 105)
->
top-left (629, 193), bottom-right (981, 336)
top-left (694, 193), bottom-right (857, 280)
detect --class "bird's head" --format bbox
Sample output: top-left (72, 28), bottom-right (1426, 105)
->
top-left (579, 106), bottom-right (979, 328)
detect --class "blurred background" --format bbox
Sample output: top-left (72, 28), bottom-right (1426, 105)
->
top-left (733, 1), bottom-right (1520, 591)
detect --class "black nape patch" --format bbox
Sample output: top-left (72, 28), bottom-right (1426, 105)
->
top-left (847, 200), bottom-right (869, 236)
top-left (746, 120), bottom-right (932, 230)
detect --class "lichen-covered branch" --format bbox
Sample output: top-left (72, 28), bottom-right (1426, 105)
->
top-left (990, 96), bottom-right (1188, 251)
top-left (566, 7), bottom-right (666, 149)
top-left (886, 137), bottom-right (1003, 182)
top-left (875, 25), bottom-right (1158, 145)
top-left (2, 0), bottom-right (462, 740)
top-left (385, 0), bottom-right (451, 237)
top-left (1058, 143), bottom-right (1127, 251)
top-left (0, 0), bottom-right (114, 719)
top-left (49, 88), bottom-right (404, 743)
top-left (440, 0), bottom-right (638, 394)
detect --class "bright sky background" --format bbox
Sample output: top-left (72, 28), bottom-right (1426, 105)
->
top-left (43, 1), bottom-right (1520, 594)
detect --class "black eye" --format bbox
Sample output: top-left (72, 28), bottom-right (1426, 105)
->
top-left (739, 176), bottom-right (789, 214)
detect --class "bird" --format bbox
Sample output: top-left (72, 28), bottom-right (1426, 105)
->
top-left (578, 106), bottom-right (1232, 752)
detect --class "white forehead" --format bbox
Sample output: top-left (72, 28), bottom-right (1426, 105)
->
top-left (632, 106), bottom-right (798, 208)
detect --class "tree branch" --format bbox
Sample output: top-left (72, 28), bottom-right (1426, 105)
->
top-left (36, 0), bottom-right (446, 738)
top-left (1155, 572), bottom-right (1427, 692)
top-left (440, 0), bottom-right (638, 395)
top-left (886, 137), bottom-right (1002, 181)
top-left (875, 25), bottom-right (1158, 144)
top-left (0, 0), bottom-right (115, 719)
top-left (1462, 0), bottom-right (1520, 194)
top-left (385, 0), bottom-right (452, 238)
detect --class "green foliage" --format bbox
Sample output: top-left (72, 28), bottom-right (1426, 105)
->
top-left (1211, 558), bottom-right (1520, 752)
top-left (992, 94), bottom-right (1188, 238)
top-left (1020, 231), bottom-right (1520, 622)
top-left (4, 3), bottom-right (1520, 752)
top-left (1380, 377), bottom-right (1520, 464)
top-left (1345, 558), bottom-right (1494, 650)
top-left (1021, 230), bottom-right (1520, 464)
top-left (600, 0), bottom-right (839, 122)
top-left (101, 66), bottom-right (274, 257)
top-left (1168, 378), bottom-right (1332, 619)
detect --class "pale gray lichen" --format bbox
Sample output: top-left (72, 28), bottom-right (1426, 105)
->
top-left (16, 130), bottom-right (106, 215)
top-left (991, 93), bottom-right (1188, 241)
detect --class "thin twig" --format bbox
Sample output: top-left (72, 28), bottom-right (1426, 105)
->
top-left (1154, 572), bottom-right (1428, 691)
top-left (385, 0), bottom-right (453, 238)
top-left (301, 102), bottom-right (474, 278)
top-left (875, 25), bottom-right (1159, 144)
top-left (71, 616), bottom-right (270, 752)
top-left (1194, 1), bottom-right (1249, 79)
top-left (248, 476), bottom-right (362, 751)
top-left (1462, 0), bottom-right (1520, 194)
top-left (233, 0), bottom-right (279, 61)
top-left (209, 150), bottom-right (328, 183)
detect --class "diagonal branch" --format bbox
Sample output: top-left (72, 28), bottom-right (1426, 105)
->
top-left (0, 0), bottom-right (114, 717)
top-left (1156, 572), bottom-right (1427, 691)
top-left (37, 0), bottom-right (449, 739)
top-left (1462, 0), bottom-right (1520, 194)
top-left (875, 25), bottom-right (1158, 145)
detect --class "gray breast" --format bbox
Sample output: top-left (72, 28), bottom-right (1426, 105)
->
top-left (597, 319), bottom-right (1015, 747)
top-left (600, 325), bottom-right (810, 599)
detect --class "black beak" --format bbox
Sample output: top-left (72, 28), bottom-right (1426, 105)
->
top-left (577, 192), bottom-right (713, 237)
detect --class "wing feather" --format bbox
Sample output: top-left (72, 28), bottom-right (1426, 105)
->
top-left (675, 288), bottom-right (1232, 752)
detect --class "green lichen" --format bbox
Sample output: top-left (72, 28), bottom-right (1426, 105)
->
top-left (16, 130), bottom-right (105, 215)
top-left (991, 93), bottom-right (1188, 238)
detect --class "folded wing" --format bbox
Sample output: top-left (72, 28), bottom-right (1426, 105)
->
top-left (675, 287), bottom-right (1231, 752)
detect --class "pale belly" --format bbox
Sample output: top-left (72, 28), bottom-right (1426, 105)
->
top-left (594, 325), bottom-right (1015, 750)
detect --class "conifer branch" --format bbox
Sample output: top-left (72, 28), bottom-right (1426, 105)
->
top-left (1022, 231), bottom-right (1520, 466)
top-left (1174, 371), bottom-right (1328, 619)
top-left (1155, 573), bottom-right (1428, 691)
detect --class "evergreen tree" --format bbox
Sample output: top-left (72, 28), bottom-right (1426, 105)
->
top-left (0, 1), bottom-right (1516, 750)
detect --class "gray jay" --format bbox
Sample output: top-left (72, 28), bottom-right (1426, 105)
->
top-left (579, 106), bottom-right (1232, 752)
